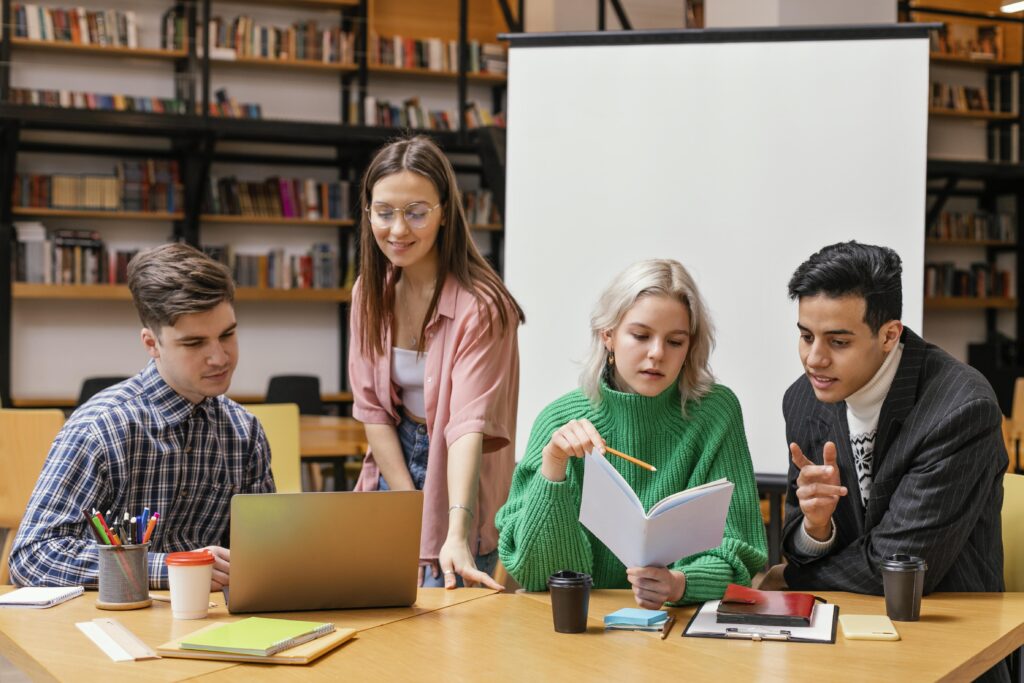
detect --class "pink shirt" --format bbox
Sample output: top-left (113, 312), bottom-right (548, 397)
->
top-left (349, 275), bottom-right (519, 559)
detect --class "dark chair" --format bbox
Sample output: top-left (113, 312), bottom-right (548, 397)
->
top-left (77, 376), bottom-right (129, 407)
top-left (266, 375), bottom-right (323, 415)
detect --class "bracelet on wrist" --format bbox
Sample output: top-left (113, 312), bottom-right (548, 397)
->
top-left (448, 504), bottom-right (473, 518)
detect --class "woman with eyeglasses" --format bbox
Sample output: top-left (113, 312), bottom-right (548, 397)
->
top-left (349, 136), bottom-right (525, 590)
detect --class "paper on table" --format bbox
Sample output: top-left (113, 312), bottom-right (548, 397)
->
top-left (579, 450), bottom-right (734, 568)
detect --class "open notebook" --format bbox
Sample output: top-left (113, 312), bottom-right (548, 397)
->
top-left (0, 586), bottom-right (84, 608)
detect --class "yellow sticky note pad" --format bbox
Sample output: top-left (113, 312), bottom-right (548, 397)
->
top-left (839, 614), bottom-right (900, 641)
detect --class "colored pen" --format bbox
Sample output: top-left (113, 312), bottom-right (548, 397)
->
top-left (604, 446), bottom-right (657, 472)
top-left (131, 517), bottom-right (138, 544)
top-left (83, 510), bottom-right (105, 544)
top-left (142, 513), bottom-right (159, 544)
top-left (95, 511), bottom-right (117, 545)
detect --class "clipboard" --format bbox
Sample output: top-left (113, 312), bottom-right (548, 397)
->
top-left (683, 600), bottom-right (838, 644)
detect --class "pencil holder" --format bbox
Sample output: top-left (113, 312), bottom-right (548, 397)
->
top-left (96, 542), bottom-right (152, 610)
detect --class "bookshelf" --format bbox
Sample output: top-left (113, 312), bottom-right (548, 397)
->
top-left (0, 0), bottom-right (517, 407)
top-left (903, 1), bottom-right (1024, 410)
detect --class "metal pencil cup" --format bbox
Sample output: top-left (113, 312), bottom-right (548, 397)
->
top-left (96, 542), bottom-right (152, 610)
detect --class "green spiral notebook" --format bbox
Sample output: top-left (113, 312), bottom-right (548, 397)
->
top-left (180, 617), bottom-right (336, 657)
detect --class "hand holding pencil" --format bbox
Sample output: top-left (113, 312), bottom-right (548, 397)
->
top-left (540, 418), bottom-right (656, 483)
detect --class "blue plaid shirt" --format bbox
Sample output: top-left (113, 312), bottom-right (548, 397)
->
top-left (9, 361), bottom-right (275, 588)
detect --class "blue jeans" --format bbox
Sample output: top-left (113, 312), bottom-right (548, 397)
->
top-left (379, 413), bottom-right (497, 584)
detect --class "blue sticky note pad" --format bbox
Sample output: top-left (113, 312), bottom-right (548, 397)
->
top-left (603, 608), bottom-right (669, 627)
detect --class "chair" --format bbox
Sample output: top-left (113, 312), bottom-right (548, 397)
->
top-left (243, 403), bottom-right (302, 494)
top-left (265, 375), bottom-right (323, 416)
top-left (0, 409), bottom-right (65, 585)
top-left (1003, 473), bottom-right (1024, 592)
top-left (76, 376), bottom-right (129, 407)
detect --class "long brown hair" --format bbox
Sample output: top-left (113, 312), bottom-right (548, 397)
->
top-left (357, 135), bottom-right (524, 358)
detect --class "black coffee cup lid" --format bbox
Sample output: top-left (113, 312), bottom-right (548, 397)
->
top-left (547, 570), bottom-right (593, 588)
top-left (880, 553), bottom-right (927, 572)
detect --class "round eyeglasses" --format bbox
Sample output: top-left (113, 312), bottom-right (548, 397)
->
top-left (366, 201), bottom-right (441, 230)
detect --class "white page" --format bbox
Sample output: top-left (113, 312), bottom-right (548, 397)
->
top-left (579, 452), bottom-right (734, 567)
top-left (648, 478), bottom-right (731, 517)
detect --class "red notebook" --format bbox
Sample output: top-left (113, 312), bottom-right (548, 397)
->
top-left (715, 584), bottom-right (821, 627)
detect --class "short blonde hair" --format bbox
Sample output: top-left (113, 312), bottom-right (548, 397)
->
top-left (580, 259), bottom-right (715, 415)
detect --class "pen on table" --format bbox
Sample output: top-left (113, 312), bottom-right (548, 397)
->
top-left (604, 446), bottom-right (657, 472)
top-left (661, 614), bottom-right (676, 640)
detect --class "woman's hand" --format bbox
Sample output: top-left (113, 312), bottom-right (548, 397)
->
top-left (626, 566), bottom-right (686, 609)
top-left (540, 419), bottom-right (605, 482)
top-left (438, 536), bottom-right (504, 591)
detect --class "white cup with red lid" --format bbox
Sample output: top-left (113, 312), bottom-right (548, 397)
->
top-left (165, 550), bottom-right (214, 619)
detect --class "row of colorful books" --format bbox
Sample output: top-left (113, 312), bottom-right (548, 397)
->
top-left (203, 16), bottom-right (355, 64)
top-left (924, 261), bottom-right (1012, 299)
top-left (14, 162), bottom-right (183, 214)
top-left (10, 88), bottom-right (188, 115)
top-left (928, 210), bottom-right (1015, 243)
top-left (368, 33), bottom-right (506, 75)
top-left (203, 177), bottom-right (352, 221)
top-left (930, 23), bottom-right (1003, 60)
top-left (204, 244), bottom-right (341, 290)
top-left (13, 223), bottom-right (127, 285)
top-left (930, 82), bottom-right (992, 113)
top-left (12, 4), bottom-right (186, 50)
top-left (359, 97), bottom-right (502, 131)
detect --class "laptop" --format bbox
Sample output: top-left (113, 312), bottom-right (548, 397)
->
top-left (225, 490), bottom-right (422, 613)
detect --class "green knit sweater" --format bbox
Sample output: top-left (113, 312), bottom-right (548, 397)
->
top-left (495, 382), bottom-right (767, 603)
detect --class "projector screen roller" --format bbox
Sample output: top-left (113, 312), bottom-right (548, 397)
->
top-left (504, 26), bottom-right (929, 475)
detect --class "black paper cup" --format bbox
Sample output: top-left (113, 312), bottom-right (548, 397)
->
top-left (881, 554), bottom-right (927, 621)
top-left (547, 570), bottom-right (592, 633)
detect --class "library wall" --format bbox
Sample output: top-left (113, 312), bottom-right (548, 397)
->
top-left (8, 0), bottom-right (503, 400)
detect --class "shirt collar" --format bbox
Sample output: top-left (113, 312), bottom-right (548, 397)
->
top-left (435, 274), bottom-right (459, 321)
top-left (141, 360), bottom-right (208, 427)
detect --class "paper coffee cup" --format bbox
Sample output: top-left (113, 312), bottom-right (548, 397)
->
top-left (165, 551), bottom-right (215, 619)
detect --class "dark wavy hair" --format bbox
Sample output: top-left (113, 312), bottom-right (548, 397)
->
top-left (787, 241), bottom-right (902, 333)
top-left (356, 135), bottom-right (524, 357)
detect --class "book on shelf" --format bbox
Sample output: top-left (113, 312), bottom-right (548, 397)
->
top-left (463, 189), bottom-right (498, 225)
top-left (11, 224), bottom-right (128, 286)
top-left (930, 82), bottom-right (991, 113)
top-left (930, 22), bottom-right (1004, 61)
top-left (202, 15), bottom-right (355, 64)
top-left (204, 243), bottom-right (340, 290)
top-left (13, 161), bottom-right (183, 213)
top-left (203, 176), bottom-right (350, 220)
top-left (928, 210), bottom-right (1015, 243)
top-left (368, 33), bottom-right (507, 76)
top-left (988, 124), bottom-right (1020, 164)
top-left (161, 6), bottom-right (186, 50)
top-left (354, 94), bottom-right (501, 131)
top-left (10, 87), bottom-right (188, 115)
top-left (925, 261), bottom-right (1012, 299)
top-left (13, 4), bottom-right (145, 48)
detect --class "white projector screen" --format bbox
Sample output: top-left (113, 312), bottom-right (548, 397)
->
top-left (504, 26), bottom-right (929, 476)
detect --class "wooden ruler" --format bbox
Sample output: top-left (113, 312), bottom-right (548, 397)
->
top-left (76, 617), bottom-right (160, 661)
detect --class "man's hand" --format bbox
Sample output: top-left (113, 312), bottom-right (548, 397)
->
top-left (196, 546), bottom-right (230, 591)
top-left (790, 441), bottom-right (847, 541)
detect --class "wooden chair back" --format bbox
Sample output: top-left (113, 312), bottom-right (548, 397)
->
top-left (0, 409), bottom-right (65, 584)
top-left (243, 403), bottom-right (302, 494)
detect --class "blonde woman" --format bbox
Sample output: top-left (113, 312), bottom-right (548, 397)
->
top-left (496, 259), bottom-right (766, 607)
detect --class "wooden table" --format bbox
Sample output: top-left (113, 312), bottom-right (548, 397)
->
top-left (2, 587), bottom-right (1021, 681)
top-left (299, 416), bottom-right (367, 490)
top-left (0, 586), bottom-right (492, 682)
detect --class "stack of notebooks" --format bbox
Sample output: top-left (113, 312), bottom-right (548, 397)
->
top-left (158, 617), bottom-right (356, 664)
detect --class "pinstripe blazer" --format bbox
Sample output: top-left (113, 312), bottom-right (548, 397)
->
top-left (782, 328), bottom-right (1007, 594)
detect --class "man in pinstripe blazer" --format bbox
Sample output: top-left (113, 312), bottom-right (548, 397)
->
top-left (780, 241), bottom-right (1006, 596)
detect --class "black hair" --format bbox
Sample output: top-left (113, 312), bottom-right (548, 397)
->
top-left (787, 241), bottom-right (902, 333)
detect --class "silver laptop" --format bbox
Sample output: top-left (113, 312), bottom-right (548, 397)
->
top-left (226, 490), bottom-right (422, 613)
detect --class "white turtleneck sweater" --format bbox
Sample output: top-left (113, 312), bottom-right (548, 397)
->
top-left (793, 342), bottom-right (904, 556)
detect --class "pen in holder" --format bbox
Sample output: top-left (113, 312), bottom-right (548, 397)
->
top-left (96, 542), bottom-right (152, 610)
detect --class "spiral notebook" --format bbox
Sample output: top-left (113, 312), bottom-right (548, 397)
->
top-left (0, 586), bottom-right (84, 608)
top-left (180, 617), bottom-right (337, 656)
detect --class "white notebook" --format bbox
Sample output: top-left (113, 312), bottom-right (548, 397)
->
top-left (579, 451), bottom-right (734, 568)
top-left (0, 586), bottom-right (85, 608)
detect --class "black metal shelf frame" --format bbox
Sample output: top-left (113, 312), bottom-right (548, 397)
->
top-left (0, 0), bottom-right (522, 406)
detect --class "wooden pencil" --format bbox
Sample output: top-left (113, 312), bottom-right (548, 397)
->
top-left (604, 446), bottom-right (657, 472)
